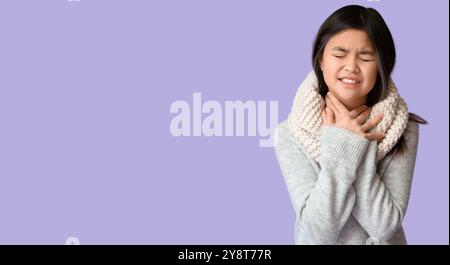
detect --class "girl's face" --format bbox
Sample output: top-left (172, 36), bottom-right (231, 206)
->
top-left (320, 29), bottom-right (378, 110)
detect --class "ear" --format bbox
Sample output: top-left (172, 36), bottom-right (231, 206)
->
top-left (319, 56), bottom-right (323, 71)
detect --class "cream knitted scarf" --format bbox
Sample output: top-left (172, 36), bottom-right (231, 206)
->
top-left (287, 71), bottom-right (409, 163)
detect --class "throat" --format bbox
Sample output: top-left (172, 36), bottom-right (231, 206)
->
top-left (340, 97), bottom-right (368, 110)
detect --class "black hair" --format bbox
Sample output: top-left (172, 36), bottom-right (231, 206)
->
top-left (312, 5), bottom-right (427, 155)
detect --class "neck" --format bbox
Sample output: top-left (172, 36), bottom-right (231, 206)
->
top-left (341, 96), bottom-right (368, 110)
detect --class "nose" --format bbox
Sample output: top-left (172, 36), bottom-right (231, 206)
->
top-left (344, 57), bottom-right (360, 73)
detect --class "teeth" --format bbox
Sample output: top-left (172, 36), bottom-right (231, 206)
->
top-left (341, 78), bottom-right (359, 84)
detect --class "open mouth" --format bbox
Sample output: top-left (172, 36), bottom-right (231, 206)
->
top-left (338, 78), bottom-right (361, 84)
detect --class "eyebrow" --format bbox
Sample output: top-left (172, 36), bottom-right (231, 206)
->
top-left (331, 47), bottom-right (375, 55)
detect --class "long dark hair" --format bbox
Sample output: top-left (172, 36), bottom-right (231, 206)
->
top-left (312, 5), bottom-right (427, 156)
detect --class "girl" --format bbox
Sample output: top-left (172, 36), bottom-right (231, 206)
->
top-left (274, 5), bottom-right (427, 245)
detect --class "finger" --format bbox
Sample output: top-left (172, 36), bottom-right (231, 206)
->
top-left (361, 113), bottom-right (384, 131)
top-left (326, 107), bottom-right (335, 124)
top-left (327, 92), bottom-right (349, 114)
top-left (349, 105), bottom-right (368, 119)
top-left (365, 132), bottom-right (385, 141)
top-left (355, 108), bottom-right (371, 124)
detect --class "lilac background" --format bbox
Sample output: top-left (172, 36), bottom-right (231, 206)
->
top-left (0, 0), bottom-right (448, 244)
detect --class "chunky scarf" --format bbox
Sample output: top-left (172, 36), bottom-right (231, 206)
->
top-left (287, 71), bottom-right (409, 163)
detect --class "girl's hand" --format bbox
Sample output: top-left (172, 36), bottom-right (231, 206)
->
top-left (321, 92), bottom-right (385, 141)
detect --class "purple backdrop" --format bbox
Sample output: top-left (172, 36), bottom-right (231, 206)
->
top-left (0, 0), bottom-right (448, 244)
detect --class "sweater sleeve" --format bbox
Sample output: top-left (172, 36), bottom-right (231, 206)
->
top-left (274, 122), bottom-right (369, 244)
top-left (351, 121), bottom-right (419, 243)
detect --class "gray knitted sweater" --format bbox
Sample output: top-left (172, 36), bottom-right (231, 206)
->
top-left (274, 119), bottom-right (419, 245)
